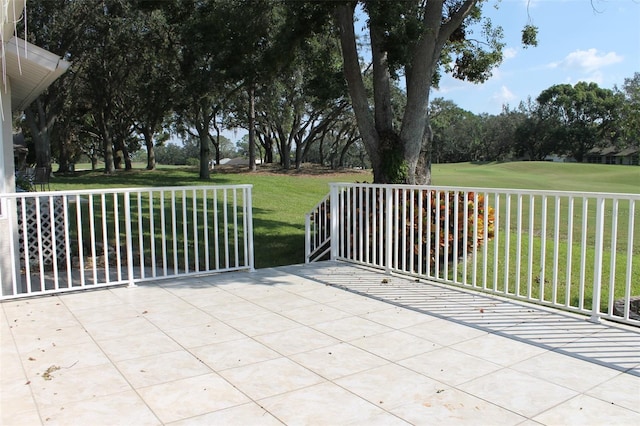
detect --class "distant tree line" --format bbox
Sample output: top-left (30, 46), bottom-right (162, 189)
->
top-left (429, 75), bottom-right (639, 164)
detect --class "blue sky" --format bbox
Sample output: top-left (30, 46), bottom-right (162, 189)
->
top-left (435, 0), bottom-right (640, 114)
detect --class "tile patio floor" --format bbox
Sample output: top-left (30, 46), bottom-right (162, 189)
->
top-left (1, 261), bottom-right (639, 425)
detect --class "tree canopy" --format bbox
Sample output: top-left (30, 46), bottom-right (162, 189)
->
top-left (536, 82), bottom-right (622, 162)
top-left (18, 0), bottom-right (638, 180)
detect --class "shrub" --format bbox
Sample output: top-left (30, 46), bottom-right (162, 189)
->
top-left (185, 158), bottom-right (199, 168)
top-left (338, 187), bottom-right (495, 269)
top-left (416, 190), bottom-right (495, 264)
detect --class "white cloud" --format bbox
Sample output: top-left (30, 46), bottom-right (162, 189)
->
top-left (503, 47), bottom-right (518, 60)
top-left (564, 71), bottom-right (605, 86)
top-left (492, 85), bottom-right (517, 106)
top-left (550, 48), bottom-right (623, 73)
top-left (490, 68), bottom-right (504, 81)
top-left (434, 83), bottom-right (467, 95)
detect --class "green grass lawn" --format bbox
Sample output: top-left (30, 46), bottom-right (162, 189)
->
top-left (50, 161), bottom-right (639, 269)
top-left (432, 161), bottom-right (640, 194)
top-left (51, 164), bottom-right (367, 267)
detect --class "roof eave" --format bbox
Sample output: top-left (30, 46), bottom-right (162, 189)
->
top-left (4, 37), bottom-right (70, 111)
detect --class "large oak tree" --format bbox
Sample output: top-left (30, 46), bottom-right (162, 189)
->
top-left (334, 0), bottom-right (536, 183)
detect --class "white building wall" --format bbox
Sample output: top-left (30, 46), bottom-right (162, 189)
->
top-left (0, 78), bottom-right (20, 295)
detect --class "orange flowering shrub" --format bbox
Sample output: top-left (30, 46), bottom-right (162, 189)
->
top-left (338, 187), bottom-right (495, 268)
top-left (414, 190), bottom-right (495, 264)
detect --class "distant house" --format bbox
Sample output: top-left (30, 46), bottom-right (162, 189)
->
top-left (614, 147), bottom-right (640, 166)
top-left (586, 145), bottom-right (639, 166)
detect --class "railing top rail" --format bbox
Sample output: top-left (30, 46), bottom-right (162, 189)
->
top-left (328, 182), bottom-right (640, 200)
top-left (1, 184), bottom-right (253, 199)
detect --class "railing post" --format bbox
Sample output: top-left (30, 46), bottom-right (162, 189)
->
top-left (304, 213), bottom-right (311, 263)
top-left (124, 192), bottom-right (135, 287)
top-left (246, 185), bottom-right (255, 272)
top-left (385, 186), bottom-right (393, 274)
top-left (590, 196), bottom-right (605, 323)
top-left (330, 183), bottom-right (339, 260)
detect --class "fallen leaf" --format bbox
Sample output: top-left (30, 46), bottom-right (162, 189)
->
top-left (42, 365), bottom-right (61, 381)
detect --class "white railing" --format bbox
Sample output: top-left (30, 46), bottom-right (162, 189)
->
top-left (305, 193), bottom-right (331, 263)
top-left (306, 183), bottom-right (640, 326)
top-left (0, 185), bottom-right (254, 300)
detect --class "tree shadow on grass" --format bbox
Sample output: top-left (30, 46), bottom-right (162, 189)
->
top-left (251, 206), bottom-right (306, 269)
top-left (52, 169), bottom-right (308, 269)
top-left (53, 167), bottom-right (239, 189)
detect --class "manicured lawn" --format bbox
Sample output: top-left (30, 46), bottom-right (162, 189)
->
top-left (50, 161), bottom-right (639, 268)
top-left (431, 161), bottom-right (640, 194)
top-left (51, 164), bottom-right (368, 268)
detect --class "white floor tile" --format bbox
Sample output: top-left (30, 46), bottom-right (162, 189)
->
top-left (533, 393), bottom-right (640, 425)
top-left (259, 381), bottom-right (390, 425)
top-left (511, 350), bottom-right (620, 392)
top-left (167, 402), bottom-right (282, 426)
top-left (400, 347), bottom-right (502, 386)
top-left (225, 312), bottom-right (300, 337)
top-left (255, 326), bottom-right (339, 356)
top-left (38, 390), bottom-right (160, 426)
top-left (585, 372), bottom-right (640, 413)
top-left (163, 320), bottom-right (245, 348)
top-left (458, 368), bottom-right (578, 418)
top-left (311, 316), bottom-right (394, 342)
top-left (99, 331), bottom-right (182, 361)
top-left (451, 333), bottom-right (546, 366)
top-left (218, 357), bottom-right (324, 400)
top-left (189, 337), bottom-right (281, 370)
top-left (335, 363), bottom-right (444, 410)
top-left (116, 350), bottom-right (212, 388)
top-left (3, 263), bottom-right (638, 426)
top-left (290, 342), bottom-right (389, 380)
top-left (390, 387), bottom-right (527, 425)
top-left (403, 318), bottom-right (488, 346)
top-left (137, 373), bottom-right (249, 424)
top-left (350, 330), bottom-right (441, 361)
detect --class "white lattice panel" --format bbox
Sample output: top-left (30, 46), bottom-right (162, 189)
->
top-left (17, 197), bottom-right (66, 268)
